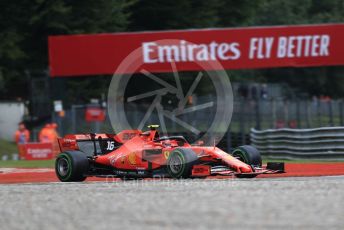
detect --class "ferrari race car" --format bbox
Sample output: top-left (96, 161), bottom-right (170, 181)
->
top-left (55, 125), bottom-right (284, 182)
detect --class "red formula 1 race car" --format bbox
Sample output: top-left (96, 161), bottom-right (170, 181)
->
top-left (55, 125), bottom-right (284, 182)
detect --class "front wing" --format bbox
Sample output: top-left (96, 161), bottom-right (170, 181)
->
top-left (191, 162), bottom-right (285, 177)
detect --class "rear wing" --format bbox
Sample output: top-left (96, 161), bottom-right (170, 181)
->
top-left (57, 130), bottom-right (142, 155)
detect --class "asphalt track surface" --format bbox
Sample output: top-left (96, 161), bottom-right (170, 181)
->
top-left (1, 163), bottom-right (344, 230)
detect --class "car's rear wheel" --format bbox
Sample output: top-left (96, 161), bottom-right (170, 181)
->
top-left (232, 145), bottom-right (262, 178)
top-left (166, 148), bottom-right (198, 179)
top-left (55, 151), bottom-right (89, 182)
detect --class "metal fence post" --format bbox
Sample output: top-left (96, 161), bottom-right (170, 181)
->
top-left (306, 102), bottom-right (311, 128)
top-left (340, 100), bottom-right (344, 126)
top-left (255, 98), bottom-right (261, 130)
top-left (328, 99), bottom-right (334, 126)
top-left (284, 100), bottom-right (289, 128)
top-left (271, 98), bottom-right (276, 129)
top-left (240, 97), bottom-right (245, 145)
top-left (72, 105), bottom-right (76, 133)
top-left (317, 99), bottom-right (322, 127)
top-left (296, 100), bottom-right (301, 128)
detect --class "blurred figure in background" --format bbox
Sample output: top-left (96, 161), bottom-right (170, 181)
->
top-left (39, 124), bottom-right (51, 143)
top-left (14, 122), bottom-right (30, 144)
top-left (39, 123), bottom-right (60, 156)
top-left (39, 123), bottom-right (59, 143)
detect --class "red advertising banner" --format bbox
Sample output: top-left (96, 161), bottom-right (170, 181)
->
top-left (85, 106), bottom-right (106, 122)
top-left (18, 143), bottom-right (55, 160)
top-left (48, 24), bottom-right (344, 77)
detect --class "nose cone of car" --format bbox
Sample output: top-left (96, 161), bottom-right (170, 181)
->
top-left (239, 165), bottom-right (253, 173)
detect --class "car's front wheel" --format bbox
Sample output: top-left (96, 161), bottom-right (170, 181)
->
top-left (166, 148), bottom-right (198, 179)
top-left (232, 145), bottom-right (262, 178)
top-left (55, 151), bottom-right (89, 182)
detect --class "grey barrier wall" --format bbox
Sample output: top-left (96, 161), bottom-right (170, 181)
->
top-left (251, 127), bottom-right (344, 160)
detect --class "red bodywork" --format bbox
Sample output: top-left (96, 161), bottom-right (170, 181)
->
top-left (58, 129), bottom-right (280, 177)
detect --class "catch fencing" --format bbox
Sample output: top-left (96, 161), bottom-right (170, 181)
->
top-left (231, 97), bottom-right (344, 132)
top-left (57, 98), bottom-right (344, 134)
top-left (50, 98), bottom-right (344, 158)
top-left (251, 127), bottom-right (344, 160)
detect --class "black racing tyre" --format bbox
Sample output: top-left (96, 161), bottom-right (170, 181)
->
top-left (55, 151), bottom-right (89, 182)
top-left (232, 145), bottom-right (262, 178)
top-left (166, 148), bottom-right (198, 179)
